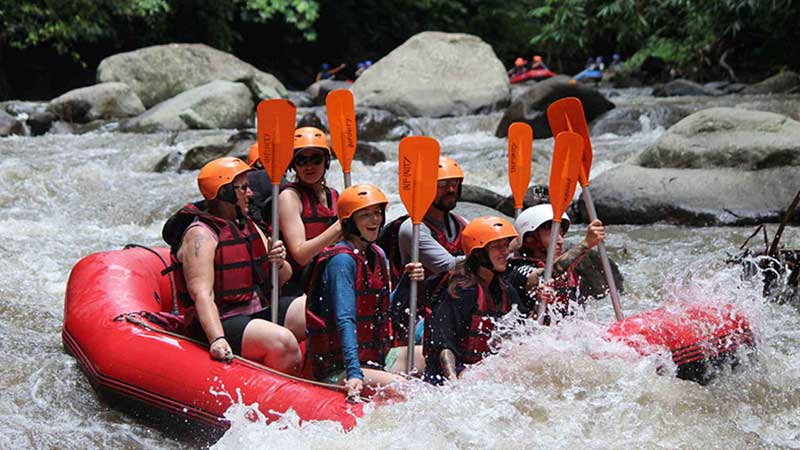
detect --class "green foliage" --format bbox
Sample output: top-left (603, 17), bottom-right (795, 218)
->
top-left (239, 0), bottom-right (320, 40)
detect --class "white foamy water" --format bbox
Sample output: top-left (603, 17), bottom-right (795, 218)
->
top-left (1, 95), bottom-right (799, 449)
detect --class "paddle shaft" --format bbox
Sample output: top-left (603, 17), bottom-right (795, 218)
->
top-left (581, 186), bottom-right (624, 322)
top-left (343, 172), bottom-right (352, 188)
top-left (537, 222), bottom-right (562, 324)
top-left (270, 183), bottom-right (280, 323)
top-left (406, 223), bottom-right (420, 374)
top-left (514, 208), bottom-right (521, 219)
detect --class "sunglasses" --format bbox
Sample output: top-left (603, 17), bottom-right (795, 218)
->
top-left (232, 183), bottom-right (251, 192)
top-left (294, 153), bottom-right (325, 167)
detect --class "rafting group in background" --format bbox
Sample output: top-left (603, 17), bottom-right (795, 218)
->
top-left (507, 53), bottom-right (624, 84)
top-left (163, 120), bottom-right (607, 399)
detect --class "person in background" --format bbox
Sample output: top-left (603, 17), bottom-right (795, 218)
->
top-left (530, 55), bottom-right (549, 71)
top-left (508, 57), bottom-right (527, 77)
top-left (161, 157), bottom-right (302, 374)
top-left (422, 216), bottom-right (520, 384)
top-left (305, 184), bottom-right (424, 399)
top-left (316, 62), bottom-right (347, 81)
top-left (503, 204), bottom-right (605, 324)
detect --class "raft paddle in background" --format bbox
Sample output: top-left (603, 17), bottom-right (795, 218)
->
top-left (398, 136), bottom-right (440, 373)
top-left (326, 89), bottom-right (357, 188)
top-left (257, 99), bottom-right (297, 323)
top-left (538, 131), bottom-right (583, 324)
top-left (508, 122), bottom-right (533, 219)
top-left (547, 97), bottom-right (624, 322)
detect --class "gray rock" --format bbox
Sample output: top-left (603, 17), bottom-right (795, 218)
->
top-left (28, 111), bottom-right (58, 136)
top-left (2, 101), bottom-right (47, 117)
top-left (591, 105), bottom-right (692, 136)
top-left (179, 144), bottom-right (233, 171)
top-left (123, 80), bottom-right (254, 132)
top-left (306, 79), bottom-right (352, 105)
top-left (637, 107), bottom-right (800, 170)
top-left (496, 75), bottom-right (615, 138)
top-left (287, 90), bottom-right (313, 107)
top-left (587, 164), bottom-right (800, 225)
top-left (97, 43), bottom-right (286, 107)
top-left (295, 106), bottom-right (413, 141)
top-left (653, 79), bottom-right (724, 97)
top-left (742, 71), bottom-right (800, 95)
top-left (154, 150), bottom-right (185, 173)
top-left (576, 249), bottom-right (625, 299)
top-left (48, 82), bottom-right (145, 122)
top-left (0, 110), bottom-right (25, 136)
top-left (352, 31), bottom-right (509, 117)
top-left (353, 142), bottom-right (385, 165)
top-left (461, 184), bottom-right (549, 217)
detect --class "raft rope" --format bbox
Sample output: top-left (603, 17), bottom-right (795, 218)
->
top-left (123, 243), bottom-right (179, 315)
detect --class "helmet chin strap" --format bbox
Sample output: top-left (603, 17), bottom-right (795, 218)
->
top-left (343, 219), bottom-right (381, 245)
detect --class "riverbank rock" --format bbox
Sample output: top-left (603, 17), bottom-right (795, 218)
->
top-left (352, 31), bottom-right (509, 117)
top-left (287, 90), bottom-right (313, 108)
top-left (742, 71), bottom-right (800, 95)
top-left (48, 82), bottom-right (145, 122)
top-left (576, 250), bottom-right (625, 299)
top-left (586, 164), bottom-right (800, 225)
top-left (28, 111), bottom-right (58, 136)
top-left (495, 75), bottom-right (614, 138)
top-left (123, 81), bottom-right (254, 132)
top-left (97, 43), bottom-right (287, 107)
top-left (0, 110), bottom-right (25, 136)
top-left (636, 107), bottom-right (800, 170)
top-left (306, 80), bottom-right (351, 105)
top-left (353, 142), bottom-right (385, 165)
top-left (653, 79), bottom-right (724, 97)
top-left (461, 184), bottom-right (549, 218)
top-left (591, 104), bottom-right (692, 136)
top-left (296, 106), bottom-right (414, 141)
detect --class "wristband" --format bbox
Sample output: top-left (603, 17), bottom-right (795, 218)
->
top-left (210, 335), bottom-right (226, 345)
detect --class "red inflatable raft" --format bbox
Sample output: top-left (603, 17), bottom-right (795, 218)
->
top-left (510, 68), bottom-right (557, 84)
top-left (62, 246), bottom-right (363, 431)
top-left (605, 303), bottom-right (755, 384)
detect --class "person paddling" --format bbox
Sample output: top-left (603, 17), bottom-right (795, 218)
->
top-left (278, 127), bottom-right (343, 297)
top-left (422, 216), bottom-right (520, 384)
top-left (503, 204), bottom-right (605, 324)
top-left (161, 157), bottom-right (302, 374)
top-left (305, 184), bottom-right (424, 399)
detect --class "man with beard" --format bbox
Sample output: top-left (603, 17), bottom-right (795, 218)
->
top-left (390, 157), bottom-right (468, 344)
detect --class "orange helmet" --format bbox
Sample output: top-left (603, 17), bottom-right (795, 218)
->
top-left (197, 157), bottom-right (252, 201)
top-left (533, 55), bottom-right (543, 63)
top-left (461, 216), bottom-right (519, 257)
top-left (337, 184), bottom-right (388, 220)
top-left (514, 57), bottom-right (525, 67)
top-left (247, 143), bottom-right (260, 167)
top-left (293, 126), bottom-right (330, 153)
top-left (438, 156), bottom-right (464, 181)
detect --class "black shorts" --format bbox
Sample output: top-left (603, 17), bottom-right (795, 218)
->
top-left (188, 296), bottom-right (297, 355)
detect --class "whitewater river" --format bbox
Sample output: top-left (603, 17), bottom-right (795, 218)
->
top-left (1, 91), bottom-right (799, 449)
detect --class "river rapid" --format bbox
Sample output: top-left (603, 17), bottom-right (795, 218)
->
top-left (1, 90), bottom-right (799, 449)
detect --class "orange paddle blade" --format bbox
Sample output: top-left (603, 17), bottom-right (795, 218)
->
top-left (326, 89), bottom-right (357, 174)
top-left (547, 97), bottom-right (593, 186)
top-left (398, 136), bottom-right (440, 224)
top-left (257, 99), bottom-right (296, 183)
top-left (548, 131), bottom-right (584, 221)
top-left (508, 122), bottom-right (533, 210)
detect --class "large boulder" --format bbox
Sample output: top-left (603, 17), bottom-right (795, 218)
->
top-left (295, 106), bottom-right (414, 141)
top-left (352, 31), bottom-right (509, 117)
top-left (97, 43), bottom-right (286, 107)
top-left (48, 82), bottom-right (145, 122)
top-left (652, 79), bottom-right (724, 97)
top-left (0, 110), bottom-right (25, 136)
top-left (742, 71), bottom-right (800, 95)
top-left (591, 104), bottom-right (692, 136)
top-left (587, 164), bottom-right (800, 225)
top-left (636, 108), bottom-right (800, 170)
top-left (123, 80), bottom-right (254, 132)
top-left (495, 75), bottom-right (614, 138)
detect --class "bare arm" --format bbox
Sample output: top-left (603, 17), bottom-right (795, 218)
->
top-left (178, 227), bottom-right (231, 361)
top-left (440, 349), bottom-right (458, 381)
top-left (279, 189), bottom-right (342, 267)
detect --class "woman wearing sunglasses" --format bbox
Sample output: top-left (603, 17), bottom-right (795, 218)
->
top-left (278, 127), bottom-right (343, 300)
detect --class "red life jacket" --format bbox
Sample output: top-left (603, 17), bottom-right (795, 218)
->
top-left (507, 255), bottom-right (579, 320)
top-left (461, 280), bottom-right (512, 364)
top-left (283, 182), bottom-right (339, 271)
top-left (423, 214), bottom-right (467, 262)
top-left (304, 243), bottom-right (391, 380)
top-left (162, 203), bottom-right (270, 317)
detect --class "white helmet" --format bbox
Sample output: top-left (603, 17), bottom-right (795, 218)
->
top-left (515, 204), bottom-right (570, 237)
